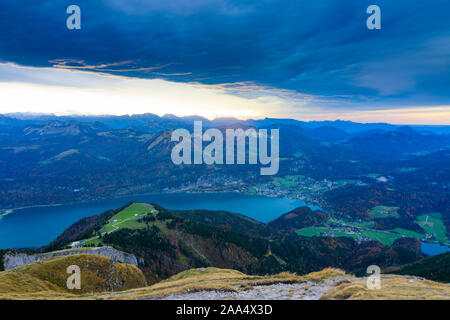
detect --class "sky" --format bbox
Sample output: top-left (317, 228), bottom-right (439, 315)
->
top-left (0, 0), bottom-right (449, 124)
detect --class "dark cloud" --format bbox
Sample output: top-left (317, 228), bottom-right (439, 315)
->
top-left (0, 0), bottom-right (449, 109)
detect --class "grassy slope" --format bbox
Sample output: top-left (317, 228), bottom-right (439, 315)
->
top-left (83, 203), bottom-right (157, 246)
top-left (1, 266), bottom-right (344, 300)
top-left (296, 226), bottom-right (399, 244)
top-left (2, 264), bottom-right (449, 300)
top-left (394, 228), bottom-right (425, 239)
top-left (418, 213), bottom-right (447, 243)
top-left (100, 203), bottom-right (156, 233)
top-left (98, 268), bottom-right (348, 300)
top-left (46, 202), bottom-right (134, 251)
top-left (86, 205), bottom-right (347, 283)
top-left (360, 229), bottom-right (400, 246)
top-left (0, 254), bottom-right (146, 299)
top-left (61, 203), bottom-right (272, 284)
top-left (322, 275), bottom-right (450, 300)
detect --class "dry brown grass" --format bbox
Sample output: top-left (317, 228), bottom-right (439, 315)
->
top-left (2, 262), bottom-right (449, 300)
top-left (302, 268), bottom-right (348, 281)
top-left (0, 254), bottom-right (146, 299)
top-left (321, 275), bottom-right (450, 300)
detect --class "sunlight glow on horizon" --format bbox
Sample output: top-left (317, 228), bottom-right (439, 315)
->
top-left (0, 63), bottom-right (449, 125)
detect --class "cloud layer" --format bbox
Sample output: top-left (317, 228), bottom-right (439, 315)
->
top-left (0, 0), bottom-right (449, 114)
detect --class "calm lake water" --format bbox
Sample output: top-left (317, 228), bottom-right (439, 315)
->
top-left (421, 242), bottom-right (450, 256)
top-left (0, 193), bottom-right (314, 249)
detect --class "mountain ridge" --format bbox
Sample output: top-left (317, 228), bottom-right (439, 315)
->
top-left (4, 202), bottom-right (425, 285)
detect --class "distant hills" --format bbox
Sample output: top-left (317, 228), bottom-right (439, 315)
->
top-left (1, 260), bottom-right (449, 300)
top-left (343, 126), bottom-right (450, 160)
top-left (3, 112), bottom-right (450, 134)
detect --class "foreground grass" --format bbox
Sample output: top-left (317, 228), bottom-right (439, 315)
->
top-left (1, 257), bottom-right (449, 300)
top-left (322, 275), bottom-right (450, 300)
top-left (393, 228), bottom-right (425, 239)
top-left (95, 267), bottom-right (348, 300)
top-left (369, 206), bottom-right (400, 219)
top-left (360, 229), bottom-right (401, 246)
top-left (0, 254), bottom-right (146, 299)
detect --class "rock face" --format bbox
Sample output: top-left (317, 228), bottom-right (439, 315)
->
top-left (4, 246), bottom-right (138, 270)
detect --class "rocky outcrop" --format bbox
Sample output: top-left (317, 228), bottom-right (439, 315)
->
top-left (155, 279), bottom-right (348, 300)
top-left (149, 274), bottom-right (450, 300)
top-left (4, 246), bottom-right (138, 270)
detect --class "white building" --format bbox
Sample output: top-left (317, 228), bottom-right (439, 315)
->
top-left (70, 241), bottom-right (81, 248)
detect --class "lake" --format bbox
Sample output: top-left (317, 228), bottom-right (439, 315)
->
top-left (421, 242), bottom-right (450, 256)
top-left (0, 193), bottom-right (315, 249)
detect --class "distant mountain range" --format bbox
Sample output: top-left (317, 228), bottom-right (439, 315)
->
top-left (3, 113), bottom-right (450, 134)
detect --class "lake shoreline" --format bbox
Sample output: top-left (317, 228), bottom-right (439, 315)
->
top-left (0, 192), bottom-right (310, 249)
top-left (1, 189), bottom-right (317, 216)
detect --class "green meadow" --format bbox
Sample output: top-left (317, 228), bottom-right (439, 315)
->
top-left (360, 229), bottom-right (401, 246)
top-left (100, 203), bottom-right (156, 234)
top-left (393, 228), bottom-right (425, 239)
top-left (299, 217), bottom-right (422, 246)
top-left (273, 176), bottom-right (299, 189)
